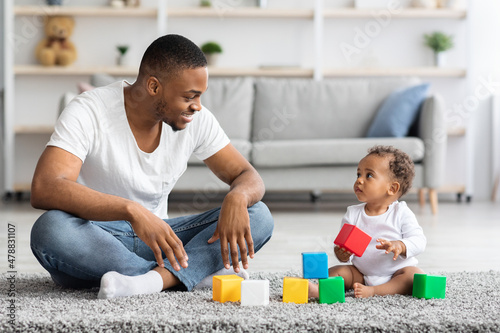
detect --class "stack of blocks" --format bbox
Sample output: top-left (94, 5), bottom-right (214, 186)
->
top-left (212, 275), bottom-right (270, 306)
top-left (412, 273), bottom-right (446, 299)
top-left (283, 252), bottom-right (345, 304)
top-left (282, 224), bottom-right (372, 304)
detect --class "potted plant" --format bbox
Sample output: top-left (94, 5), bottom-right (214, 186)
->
top-left (201, 41), bottom-right (222, 66)
top-left (424, 31), bottom-right (454, 67)
top-left (116, 45), bottom-right (129, 66)
top-left (200, 0), bottom-right (211, 7)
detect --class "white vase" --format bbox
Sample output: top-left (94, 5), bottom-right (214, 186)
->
top-left (116, 54), bottom-right (128, 66)
top-left (434, 52), bottom-right (446, 67)
top-left (205, 53), bottom-right (219, 67)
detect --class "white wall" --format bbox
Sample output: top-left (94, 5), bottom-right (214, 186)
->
top-left (1, 1), bottom-right (5, 193)
top-left (6, 0), bottom-right (500, 200)
top-left (0, 2), bottom-right (3, 91)
top-left (465, 0), bottom-right (500, 200)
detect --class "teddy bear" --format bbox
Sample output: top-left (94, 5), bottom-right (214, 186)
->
top-left (35, 16), bottom-right (77, 66)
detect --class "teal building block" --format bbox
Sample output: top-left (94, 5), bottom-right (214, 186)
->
top-left (319, 277), bottom-right (345, 304)
top-left (302, 252), bottom-right (329, 279)
top-left (412, 274), bottom-right (446, 299)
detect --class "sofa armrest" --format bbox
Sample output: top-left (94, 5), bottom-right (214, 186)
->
top-left (418, 94), bottom-right (447, 189)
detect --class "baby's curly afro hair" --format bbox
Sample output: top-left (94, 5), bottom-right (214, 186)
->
top-left (367, 145), bottom-right (415, 198)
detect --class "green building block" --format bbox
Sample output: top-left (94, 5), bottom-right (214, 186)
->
top-left (412, 274), bottom-right (446, 299)
top-left (319, 277), bottom-right (345, 304)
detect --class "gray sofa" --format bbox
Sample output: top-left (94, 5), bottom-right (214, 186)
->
top-left (174, 76), bottom-right (446, 214)
top-left (60, 75), bottom-right (446, 213)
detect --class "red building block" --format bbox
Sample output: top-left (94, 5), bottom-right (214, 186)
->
top-left (334, 224), bottom-right (372, 257)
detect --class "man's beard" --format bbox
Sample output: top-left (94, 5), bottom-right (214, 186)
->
top-left (154, 99), bottom-right (181, 132)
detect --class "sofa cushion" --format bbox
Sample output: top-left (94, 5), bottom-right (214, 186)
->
top-left (188, 139), bottom-right (252, 165)
top-left (367, 83), bottom-right (430, 138)
top-left (252, 77), bottom-right (421, 142)
top-left (252, 138), bottom-right (424, 168)
top-left (201, 77), bottom-right (254, 141)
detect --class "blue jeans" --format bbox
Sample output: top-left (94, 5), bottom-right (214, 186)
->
top-left (30, 202), bottom-right (273, 291)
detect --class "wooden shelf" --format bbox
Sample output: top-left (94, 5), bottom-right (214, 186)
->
top-left (14, 6), bottom-right (465, 19)
top-left (323, 67), bottom-right (466, 78)
top-left (14, 64), bottom-right (312, 77)
top-left (324, 8), bottom-right (466, 19)
top-left (168, 7), bottom-right (313, 18)
top-left (13, 6), bottom-right (313, 18)
top-left (15, 125), bottom-right (54, 134)
top-left (14, 5), bottom-right (157, 17)
top-left (15, 65), bottom-right (466, 78)
top-left (14, 65), bottom-right (138, 76)
top-left (14, 125), bottom-right (468, 136)
top-left (209, 67), bottom-right (314, 77)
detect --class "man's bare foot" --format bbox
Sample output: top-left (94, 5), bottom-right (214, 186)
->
top-left (308, 281), bottom-right (319, 298)
top-left (353, 282), bottom-right (375, 298)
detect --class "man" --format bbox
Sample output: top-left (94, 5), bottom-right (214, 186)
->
top-left (30, 34), bottom-right (274, 299)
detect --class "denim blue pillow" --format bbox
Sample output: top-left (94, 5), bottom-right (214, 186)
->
top-left (367, 83), bottom-right (430, 138)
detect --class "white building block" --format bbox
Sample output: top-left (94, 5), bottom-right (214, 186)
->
top-left (240, 280), bottom-right (270, 306)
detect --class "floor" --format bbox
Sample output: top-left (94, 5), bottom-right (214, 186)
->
top-left (1, 194), bottom-right (500, 275)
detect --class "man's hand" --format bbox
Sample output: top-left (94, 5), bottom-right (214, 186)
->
top-left (129, 204), bottom-right (188, 271)
top-left (376, 238), bottom-right (406, 260)
top-left (334, 245), bottom-right (352, 262)
top-left (203, 143), bottom-right (264, 273)
top-left (207, 193), bottom-right (254, 273)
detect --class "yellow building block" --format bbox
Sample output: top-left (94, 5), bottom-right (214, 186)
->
top-left (283, 277), bottom-right (308, 304)
top-left (212, 275), bottom-right (244, 303)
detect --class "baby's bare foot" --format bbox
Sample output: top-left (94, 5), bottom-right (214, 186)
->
top-left (308, 281), bottom-right (319, 299)
top-left (353, 282), bottom-right (375, 298)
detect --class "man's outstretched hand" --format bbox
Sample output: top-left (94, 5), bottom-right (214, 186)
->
top-left (129, 204), bottom-right (188, 271)
top-left (207, 193), bottom-right (254, 273)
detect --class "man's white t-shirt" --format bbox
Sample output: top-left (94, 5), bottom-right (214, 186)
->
top-left (341, 201), bottom-right (426, 286)
top-left (47, 81), bottom-right (230, 218)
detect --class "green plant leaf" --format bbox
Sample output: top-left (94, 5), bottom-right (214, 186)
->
top-left (424, 32), bottom-right (454, 53)
top-left (116, 45), bottom-right (129, 55)
top-left (201, 42), bottom-right (222, 55)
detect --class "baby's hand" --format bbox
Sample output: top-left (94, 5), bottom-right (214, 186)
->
top-left (376, 239), bottom-right (406, 260)
top-left (334, 245), bottom-right (352, 262)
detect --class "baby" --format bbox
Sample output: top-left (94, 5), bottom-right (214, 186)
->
top-left (309, 145), bottom-right (426, 298)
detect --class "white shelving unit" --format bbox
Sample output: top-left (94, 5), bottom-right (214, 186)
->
top-left (323, 7), bottom-right (466, 19)
top-left (13, 5), bottom-right (467, 19)
top-left (2, 0), bottom-right (468, 194)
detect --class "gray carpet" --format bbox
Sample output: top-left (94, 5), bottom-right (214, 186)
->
top-left (1, 270), bottom-right (500, 332)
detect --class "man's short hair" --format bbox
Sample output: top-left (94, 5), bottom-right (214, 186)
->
top-left (138, 34), bottom-right (207, 81)
top-left (367, 145), bottom-right (415, 198)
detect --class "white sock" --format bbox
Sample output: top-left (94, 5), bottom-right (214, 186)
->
top-left (97, 270), bottom-right (163, 299)
top-left (193, 266), bottom-right (249, 290)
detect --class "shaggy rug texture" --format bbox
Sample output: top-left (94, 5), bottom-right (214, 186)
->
top-left (1, 270), bottom-right (499, 332)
